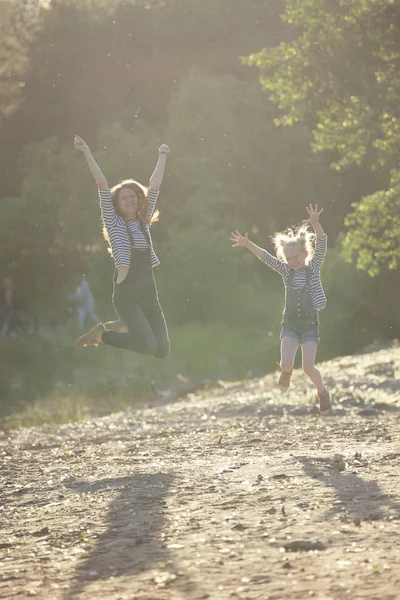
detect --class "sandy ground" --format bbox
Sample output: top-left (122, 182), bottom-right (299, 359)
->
top-left (1, 345), bottom-right (400, 600)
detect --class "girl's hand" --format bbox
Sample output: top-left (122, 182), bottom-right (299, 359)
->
top-left (230, 230), bottom-right (249, 248)
top-left (74, 135), bottom-right (90, 152)
top-left (159, 144), bottom-right (170, 155)
top-left (302, 203), bottom-right (324, 227)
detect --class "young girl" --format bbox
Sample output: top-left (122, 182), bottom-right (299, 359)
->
top-left (230, 204), bottom-right (331, 414)
top-left (73, 135), bottom-right (170, 359)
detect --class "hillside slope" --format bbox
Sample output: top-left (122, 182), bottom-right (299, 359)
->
top-left (1, 344), bottom-right (400, 599)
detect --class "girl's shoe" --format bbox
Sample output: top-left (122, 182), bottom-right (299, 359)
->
top-left (318, 389), bottom-right (332, 415)
top-left (278, 369), bottom-right (292, 392)
top-left (75, 323), bottom-right (105, 347)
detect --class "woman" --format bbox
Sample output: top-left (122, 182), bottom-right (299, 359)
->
top-left (74, 135), bottom-right (170, 358)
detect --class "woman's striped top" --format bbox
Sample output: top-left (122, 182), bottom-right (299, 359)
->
top-left (98, 188), bottom-right (160, 269)
top-left (259, 234), bottom-right (327, 310)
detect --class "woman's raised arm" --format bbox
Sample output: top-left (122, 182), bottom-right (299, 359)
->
top-left (149, 144), bottom-right (170, 191)
top-left (74, 135), bottom-right (109, 190)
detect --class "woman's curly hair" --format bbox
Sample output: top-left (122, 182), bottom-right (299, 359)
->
top-left (102, 179), bottom-right (159, 252)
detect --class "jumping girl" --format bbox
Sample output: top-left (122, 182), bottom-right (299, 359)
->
top-left (73, 135), bottom-right (170, 359)
top-left (230, 204), bottom-right (331, 414)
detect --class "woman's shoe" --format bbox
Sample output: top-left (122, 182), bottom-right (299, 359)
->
top-left (75, 323), bottom-right (105, 347)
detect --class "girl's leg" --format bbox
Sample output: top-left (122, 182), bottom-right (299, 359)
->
top-left (278, 336), bottom-right (299, 391)
top-left (301, 341), bottom-right (324, 394)
top-left (280, 336), bottom-right (299, 372)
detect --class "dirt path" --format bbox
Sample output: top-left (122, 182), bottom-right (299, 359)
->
top-left (1, 346), bottom-right (400, 600)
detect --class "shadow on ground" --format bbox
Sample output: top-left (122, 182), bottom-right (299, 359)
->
top-left (297, 455), bottom-right (395, 521)
top-left (63, 473), bottom-right (179, 599)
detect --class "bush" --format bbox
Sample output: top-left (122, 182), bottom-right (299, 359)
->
top-left (0, 337), bottom-right (74, 413)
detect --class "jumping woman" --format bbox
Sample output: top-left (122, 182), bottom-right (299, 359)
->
top-left (74, 135), bottom-right (170, 359)
top-left (230, 204), bottom-right (331, 414)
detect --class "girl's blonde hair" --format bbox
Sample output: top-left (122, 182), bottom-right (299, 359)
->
top-left (272, 224), bottom-right (315, 263)
top-left (102, 179), bottom-right (159, 248)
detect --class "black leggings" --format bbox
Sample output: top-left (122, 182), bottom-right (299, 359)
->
top-left (102, 282), bottom-right (170, 359)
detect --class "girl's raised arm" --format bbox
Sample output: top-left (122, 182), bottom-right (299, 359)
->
top-left (302, 203), bottom-right (327, 268)
top-left (230, 230), bottom-right (265, 259)
top-left (230, 230), bottom-right (287, 275)
top-left (74, 136), bottom-right (108, 190)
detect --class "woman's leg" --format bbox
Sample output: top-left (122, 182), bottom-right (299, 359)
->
top-left (141, 288), bottom-right (170, 359)
top-left (104, 319), bottom-right (127, 333)
top-left (102, 307), bottom-right (158, 354)
top-left (102, 287), bottom-right (158, 355)
top-left (301, 341), bottom-right (324, 394)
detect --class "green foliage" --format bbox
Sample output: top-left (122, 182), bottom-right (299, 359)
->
top-left (343, 169), bottom-right (400, 275)
top-left (0, 337), bottom-right (72, 406)
top-left (247, 0), bottom-right (400, 170)
top-left (0, 138), bottom-right (103, 307)
top-left (1, 72), bottom-right (344, 321)
top-left (156, 71), bottom-right (341, 322)
top-left (319, 248), bottom-right (385, 359)
top-left (0, 0), bottom-right (286, 194)
top-left (246, 0), bottom-right (400, 275)
top-left (0, 0), bottom-right (38, 123)
top-left (0, 321), bottom-right (279, 426)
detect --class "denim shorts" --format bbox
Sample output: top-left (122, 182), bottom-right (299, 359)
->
top-left (280, 312), bottom-right (320, 344)
top-left (280, 326), bottom-right (319, 344)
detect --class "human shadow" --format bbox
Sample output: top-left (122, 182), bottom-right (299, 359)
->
top-left (63, 473), bottom-right (177, 599)
top-left (296, 455), bottom-right (395, 521)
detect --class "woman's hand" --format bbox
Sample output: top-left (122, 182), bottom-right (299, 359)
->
top-left (75, 135), bottom-right (108, 189)
top-left (149, 145), bottom-right (170, 190)
top-left (302, 203), bottom-right (324, 227)
top-left (158, 144), bottom-right (170, 155)
top-left (74, 135), bottom-right (90, 153)
top-left (230, 230), bottom-right (249, 248)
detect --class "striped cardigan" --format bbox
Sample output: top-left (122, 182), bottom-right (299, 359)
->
top-left (98, 188), bottom-right (160, 269)
top-left (260, 234), bottom-right (327, 310)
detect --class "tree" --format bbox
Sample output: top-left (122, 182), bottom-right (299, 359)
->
top-left (0, 137), bottom-right (102, 308)
top-left (0, 0), bottom-right (40, 124)
top-left (343, 169), bottom-right (400, 276)
top-left (0, 0), bottom-right (287, 196)
top-left (246, 0), bottom-right (400, 274)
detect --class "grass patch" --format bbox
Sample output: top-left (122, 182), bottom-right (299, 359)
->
top-left (0, 322), bottom-right (279, 429)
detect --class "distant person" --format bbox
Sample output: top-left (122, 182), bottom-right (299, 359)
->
top-left (69, 277), bottom-right (100, 330)
top-left (73, 135), bottom-right (170, 359)
top-left (2, 277), bottom-right (18, 337)
top-left (230, 204), bottom-right (331, 414)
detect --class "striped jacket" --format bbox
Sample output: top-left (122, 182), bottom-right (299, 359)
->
top-left (260, 234), bottom-right (327, 310)
top-left (98, 188), bottom-right (160, 269)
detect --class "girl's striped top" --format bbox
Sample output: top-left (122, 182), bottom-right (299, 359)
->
top-left (259, 234), bottom-right (327, 310)
top-left (98, 188), bottom-right (160, 269)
